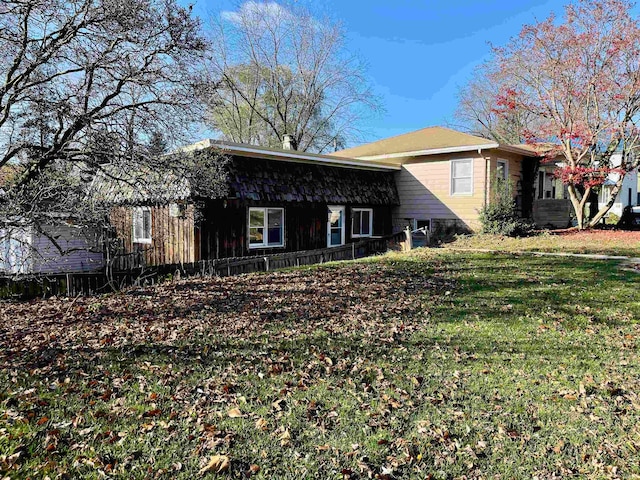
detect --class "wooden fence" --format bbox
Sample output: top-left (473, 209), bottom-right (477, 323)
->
top-left (0, 233), bottom-right (408, 300)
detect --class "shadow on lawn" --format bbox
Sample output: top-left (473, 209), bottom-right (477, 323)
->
top-left (3, 253), bottom-right (637, 385)
top-left (429, 254), bottom-right (639, 328)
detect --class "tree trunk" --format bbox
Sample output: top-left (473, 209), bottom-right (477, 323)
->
top-left (588, 175), bottom-right (626, 227)
top-left (567, 185), bottom-right (585, 229)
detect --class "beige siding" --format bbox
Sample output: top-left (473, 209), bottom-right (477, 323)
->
top-left (392, 150), bottom-right (527, 232)
top-left (392, 152), bottom-right (489, 231)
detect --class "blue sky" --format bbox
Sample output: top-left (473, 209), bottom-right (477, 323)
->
top-left (188, 0), bottom-right (569, 144)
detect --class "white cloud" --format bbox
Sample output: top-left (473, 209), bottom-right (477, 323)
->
top-left (220, 1), bottom-right (291, 25)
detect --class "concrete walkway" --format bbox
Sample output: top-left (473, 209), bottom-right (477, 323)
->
top-left (442, 247), bottom-right (640, 272)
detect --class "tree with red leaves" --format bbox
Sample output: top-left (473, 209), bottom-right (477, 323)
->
top-left (488, 0), bottom-right (640, 229)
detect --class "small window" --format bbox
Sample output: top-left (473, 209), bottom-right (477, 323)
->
top-left (412, 219), bottom-right (431, 231)
top-left (451, 159), bottom-right (473, 195)
top-left (133, 207), bottom-right (152, 244)
top-left (249, 207), bottom-right (284, 248)
top-left (496, 160), bottom-right (508, 180)
top-left (352, 208), bottom-right (373, 237)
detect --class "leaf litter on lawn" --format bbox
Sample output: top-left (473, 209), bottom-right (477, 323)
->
top-left (0, 258), bottom-right (452, 477)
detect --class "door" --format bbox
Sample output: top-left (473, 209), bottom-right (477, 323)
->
top-left (327, 206), bottom-right (345, 247)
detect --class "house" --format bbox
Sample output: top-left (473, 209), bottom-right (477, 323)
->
top-left (597, 154), bottom-right (638, 219)
top-left (100, 140), bottom-right (400, 267)
top-left (0, 220), bottom-right (104, 275)
top-left (0, 165), bottom-right (104, 275)
top-left (534, 153), bottom-right (639, 227)
top-left (332, 127), bottom-right (540, 234)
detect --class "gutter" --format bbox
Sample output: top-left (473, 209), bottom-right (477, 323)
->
top-left (356, 143), bottom-right (500, 161)
top-left (182, 139), bottom-right (401, 171)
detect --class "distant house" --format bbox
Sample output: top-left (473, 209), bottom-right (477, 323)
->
top-left (1, 166), bottom-right (104, 275)
top-left (332, 126), bottom-right (540, 234)
top-left (0, 220), bottom-right (104, 275)
top-left (99, 140), bottom-right (400, 267)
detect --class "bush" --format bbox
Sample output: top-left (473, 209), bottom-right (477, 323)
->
top-left (479, 178), bottom-right (536, 237)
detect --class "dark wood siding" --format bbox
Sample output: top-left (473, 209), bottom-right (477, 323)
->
top-left (199, 200), bottom-right (392, 259)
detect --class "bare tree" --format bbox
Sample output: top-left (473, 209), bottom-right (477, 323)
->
top-left (200, 1), bottom-right (380, 153)
top-left (0, 0), bottom-right (209, 268)
top-left (454, 63), bottom-right (537, 145)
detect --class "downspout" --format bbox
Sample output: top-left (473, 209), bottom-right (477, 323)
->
top-left (480, 148), bottom-right (489, 207)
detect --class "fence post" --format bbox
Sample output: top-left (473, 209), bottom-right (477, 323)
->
top-left (404, 226), bottom-right (413, 252)
top-left (66, 273), bottom-right (73, 297)
top-left (264, 257), bottom-right (269, 272)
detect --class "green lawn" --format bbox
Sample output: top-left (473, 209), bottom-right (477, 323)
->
top-left (447, 230), bottom-right (640, 258)
top-left (1, 250), bottom-right (639, 478)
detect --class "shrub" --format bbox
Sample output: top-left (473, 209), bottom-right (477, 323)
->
top-left (479, 178), bottom-right (536, 237)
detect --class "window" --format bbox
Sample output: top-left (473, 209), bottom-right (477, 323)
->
top-left (451, 159), bottom-right (473, 195)
top-left (133, 207), bottom-right (152, 244)
top-left (249, 207), bottom-right (284, 248)
top-left (327, 206), bottom-right (345, 247)
top-left (412, 219), bottom-right (431, 231)
top-left (496, 160), bottom-right (508, 180)
top-left (352, 208), bottom-right (373, 237)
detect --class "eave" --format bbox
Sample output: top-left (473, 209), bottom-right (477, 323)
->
top-left (183, 139), bottom-right (401, 171)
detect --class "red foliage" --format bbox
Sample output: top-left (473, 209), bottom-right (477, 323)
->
top-left (554, 165), bottom-right (625, 188)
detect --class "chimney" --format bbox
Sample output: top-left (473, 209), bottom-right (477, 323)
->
top-left (282, 134), bottom-right (297, 151)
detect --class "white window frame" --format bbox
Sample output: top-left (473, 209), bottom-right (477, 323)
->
top-left (351, 208), bottom-right (374, 238)
top-left (248, 207), bottom-right (285, 249)
top-left (327, 205), bottom-right (346, 247)
top-left (133, 207), bottom-right (152, 244)
top-left (496, 159), bottom-right (509, 180)
top-left (450, 159), bottom-right (474, 196)
top-left (411, 218), bottom-right (431, 232)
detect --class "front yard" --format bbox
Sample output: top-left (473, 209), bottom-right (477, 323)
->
top-left (447, 229), bottom-right (640, 258)
top-left (1, 248), bottom-right (639, 478)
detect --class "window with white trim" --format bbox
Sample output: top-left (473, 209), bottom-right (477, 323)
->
top-left (412, 219), bottom-right (431, 232)
top-left (133, 207), bottom-right (152, 244)
top-left (249, 207), bottom-right (284, 248)
top-left (451, 159), bottom-right (473, 195)
top-left (352, 208), bottom-right (373, 237)
top-left (496, 159), bottom-right (508, 180)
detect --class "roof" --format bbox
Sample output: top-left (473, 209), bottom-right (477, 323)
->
top-left (91, 164), bottom-right (192, 205)
top-left (184, 139), bottom-right (401, 171)
top-left (93, 144), bottom-right (400, 206)
top-left (332, 126), bottom-right (540, 162)
top-left (219, 154), bottom-right (399, 205)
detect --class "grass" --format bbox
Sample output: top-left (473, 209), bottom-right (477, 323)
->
top-left (446, 230), bottom-right (640, 258)
top-left (1, 249), bottom-right (640, 478)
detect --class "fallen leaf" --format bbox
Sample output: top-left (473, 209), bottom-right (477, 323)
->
top-left (227, 408), bottom-right (244, 418)
top-left (198, 454), bottom-right (230, 475)
top-left (278, 429), bottom-right (291, 446)
top-left (255, 418), bottom-right (268, 431)
top-left (246, 464), bottom-right (260, 476)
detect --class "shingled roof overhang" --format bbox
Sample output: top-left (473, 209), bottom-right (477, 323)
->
top-left (222, 155), bottom-right (400, 206)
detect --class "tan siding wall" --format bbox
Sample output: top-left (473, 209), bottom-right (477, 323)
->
top-left (490, 152), bottom-right (523, 193)
top-left (393, 152), bottom-right (489, 231)
top-left (110, 204), bottom-right (196, 267)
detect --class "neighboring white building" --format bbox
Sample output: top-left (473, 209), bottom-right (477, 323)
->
top-left (597, 153), bottom-right (638, 218)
